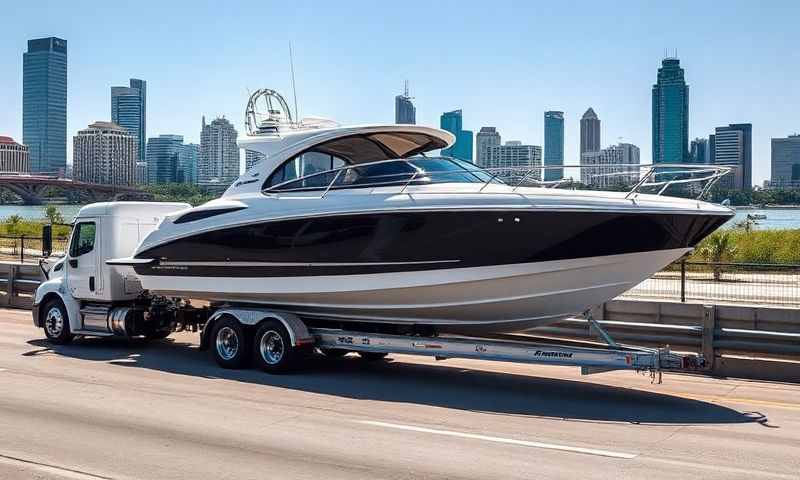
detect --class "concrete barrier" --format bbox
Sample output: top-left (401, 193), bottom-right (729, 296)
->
top-left (0, 261), bottom-right (41, 309)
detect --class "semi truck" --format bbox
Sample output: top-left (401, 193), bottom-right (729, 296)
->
top-left (32, 202), bottom-right (702, 380)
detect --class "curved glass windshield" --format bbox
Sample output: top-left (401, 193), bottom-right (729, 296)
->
top-left (264, 157), bottom-right (501, 193)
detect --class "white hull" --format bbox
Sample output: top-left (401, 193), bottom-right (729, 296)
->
top-left (141, 248), bottom-right (689, 333)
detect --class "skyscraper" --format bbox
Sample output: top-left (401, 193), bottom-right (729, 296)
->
top-left (23, 37), bottom-right (67, 174)
top-left (394, 81), bottom-right (416, 124)
top-left (73, 121), bottom-right (137, 185)
top-left (146, 134), bottom-right (197, 184)
top-left (544, 111), bottom-right (564, 181)
top-left (580, 108), bottom-right (600, 157)
top-left (475, 127), bottom-right (501, 168)
top-left (199, 116), bottom-right (240, 191)
top-left (111, 79), bottom-right (146, 162)
top-left (440, 110), bottom-right (473, 162)
top-left (652, 57), bottom-right (689, 164)
top-left (690, 137), bottom-right (709, 164)
top-left (771, 134), bottom-right (800, 188)
top-left (713, 123), bottom-right (752, 191)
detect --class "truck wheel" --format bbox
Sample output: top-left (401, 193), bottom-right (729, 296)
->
top-left (253, 320), bottom-right (308, 373)
top-left (358, 351), bottom-right (388, 361)
top-left (42, 298), bottom-right (73, 345)
top-left (211, 316), bottom-right (250, 369)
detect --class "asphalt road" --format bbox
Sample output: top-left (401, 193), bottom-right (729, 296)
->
top-left (1, 308), bottom-right (798, 480)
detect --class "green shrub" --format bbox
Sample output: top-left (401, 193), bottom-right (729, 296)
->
top-left (690, 229), bottom-right (800, 264)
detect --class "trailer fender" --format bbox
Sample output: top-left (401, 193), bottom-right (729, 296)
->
top-left (33, 279), bottom-right (81, 332)
top-left (200, 308), bottom-right (313, 351)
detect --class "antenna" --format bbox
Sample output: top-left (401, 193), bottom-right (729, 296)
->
top-left (289, 42), bottom-right (299, 123)
top-left (404, 80), bottom-right (409, 98)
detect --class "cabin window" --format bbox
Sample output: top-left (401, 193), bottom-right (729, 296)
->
top-left (265, 152), bottom-right (346, 189)
top-left (69, 222), bottom-right (96, 257)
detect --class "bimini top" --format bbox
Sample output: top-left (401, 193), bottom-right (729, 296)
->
top-left (230, 123), bottom-right (455, 198)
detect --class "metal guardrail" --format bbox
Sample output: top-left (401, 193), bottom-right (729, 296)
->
top-left (535, 300), bottom-right (800, 383)
top-left (0, 233), bottom-right (68, 264)
top-left (0, 262), bottom-right (42, 309)
top-left (623, 260), bottom-right (800, 308)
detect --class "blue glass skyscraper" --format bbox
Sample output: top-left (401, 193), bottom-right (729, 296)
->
top-left (111, 79), bottom-right (146, 162)
top-left (440, 110), bottom-right (473, 162)
top-left (146, 134), bottom-right (196, 184)
top-left (652, 58), bottom-right (689, 164)
top-left (544, 111), bottom-right (564, 181)
top-left (23, 37), bottom-right (67, 174)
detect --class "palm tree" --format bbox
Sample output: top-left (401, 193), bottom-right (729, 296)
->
top-left (699, 232), bottom-right (737, 281)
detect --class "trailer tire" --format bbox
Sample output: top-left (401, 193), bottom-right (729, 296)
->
top-left (358, 351), bottom-right (389, 361)
top-left (211, 316), bottom-right (250, 369)
top-left (42, 298), bottom-right (73, 345)
top-left (253, 321), bottom-right (308, 373)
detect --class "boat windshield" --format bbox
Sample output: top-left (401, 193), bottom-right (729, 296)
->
top-left (264, 157), bottom-right (500, 193)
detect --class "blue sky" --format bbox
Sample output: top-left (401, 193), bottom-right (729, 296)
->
top-left (1, 0), bottom-right (798, 185)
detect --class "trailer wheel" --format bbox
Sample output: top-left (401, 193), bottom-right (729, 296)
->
top-left (42, 298), bottom-right (73, 345)
top-left (358, 351), bottom-right (388, 361)
top-left (211, 316), bottom-right (250, 369)
top-left (253, 320), bottom-right (308, 373)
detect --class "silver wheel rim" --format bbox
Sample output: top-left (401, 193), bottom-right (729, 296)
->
top-left (45, 307), bottom-right (64, 337)
top-left (215, 326), bottom-right (239, 361)
top-left (259, 330), bottom-right (284, 365)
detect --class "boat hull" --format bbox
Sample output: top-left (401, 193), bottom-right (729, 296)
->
top-left (138, 247), bottom-right (689, 333)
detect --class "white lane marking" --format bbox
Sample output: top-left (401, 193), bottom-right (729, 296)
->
top-left (0, 453), bottom-right (115, 480)
top-left (356, 420), bottom-right (637, 459)
top-left (0, 369), bottom-right (7, 372)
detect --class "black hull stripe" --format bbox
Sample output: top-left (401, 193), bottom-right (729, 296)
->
top-left (134, 210), bottom-right (730, 278)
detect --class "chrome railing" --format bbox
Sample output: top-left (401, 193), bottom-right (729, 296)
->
top-left (263, 158), bottom-right (732, 201)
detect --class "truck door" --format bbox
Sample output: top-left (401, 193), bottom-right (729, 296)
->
top-left (66, 220), bottom-right (100, 300)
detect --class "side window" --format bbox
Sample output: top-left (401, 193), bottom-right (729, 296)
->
top-left (69, 222), bottom-right (96, 257)
top-left (264, 152), bottom-right (348, 190)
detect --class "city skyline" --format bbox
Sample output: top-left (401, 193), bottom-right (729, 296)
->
top-left (1, 1), bottom-right (798, 186)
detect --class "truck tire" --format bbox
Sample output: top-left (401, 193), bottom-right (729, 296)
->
top-left (42, 298), bottom-right (74, 345)
top-left (252, 320), bottom-right (309, 373)
top-left (211, 316), bottom-right (250, 369)
top-left (358, 351), bottom-right (389, 361)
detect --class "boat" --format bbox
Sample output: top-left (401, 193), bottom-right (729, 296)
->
top-left (121, 89), bottom-right (734, 333)
top-left (747, 213), bottom-right (767, 220)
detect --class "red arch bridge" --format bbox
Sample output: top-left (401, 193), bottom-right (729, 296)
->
top-left (0, 174), bottom-right (153, 205)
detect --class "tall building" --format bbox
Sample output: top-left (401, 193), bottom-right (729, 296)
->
top-left (580, 108), bottom-right (600, 157)
top-left (184, 143), bottom-right (199, 184)
top-left (544, 111), bottom-right (564, 181)
top-left (199, 116), bottom-right (240, 191)
top-left (475, 127), bottom-right (501, 167)
top-left (485, 141), bottom-right (542, 184)
top-left (581, 143), bottom-right (640, 189)
top-left (770, 134), bottom-right (800, 188)
top-left (394, 81), bottom-right (416, 124)
top-left (111, 79), bottom-right (146, 162)
top-left (23, 37), bottom-right (67, 174)
top-left (245, 149), bottom-right (267, 170)
top-left (0, 136), bottom-right (30, 173)
top-left (440, 110), bottom-right (473, 162)
top-left (73, 121), bottom-right (137, 185)
top-left (690, 137), bottom-right (710, 164)
top-left (146, 134), bottom-right (198, 184)
top-left (652, 57), bottom-right (689, 164)
top-left (713, 123), bottom-right (752, 191)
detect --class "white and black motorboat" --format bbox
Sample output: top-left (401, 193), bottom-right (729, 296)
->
top-left (122, 90), bottom-right (734, 333)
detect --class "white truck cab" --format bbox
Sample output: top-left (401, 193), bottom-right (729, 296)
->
top-left (33, 202), bottom-right (190, 340)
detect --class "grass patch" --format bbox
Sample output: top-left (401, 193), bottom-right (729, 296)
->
top-left (690, 229), bottom-right (800, 264)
